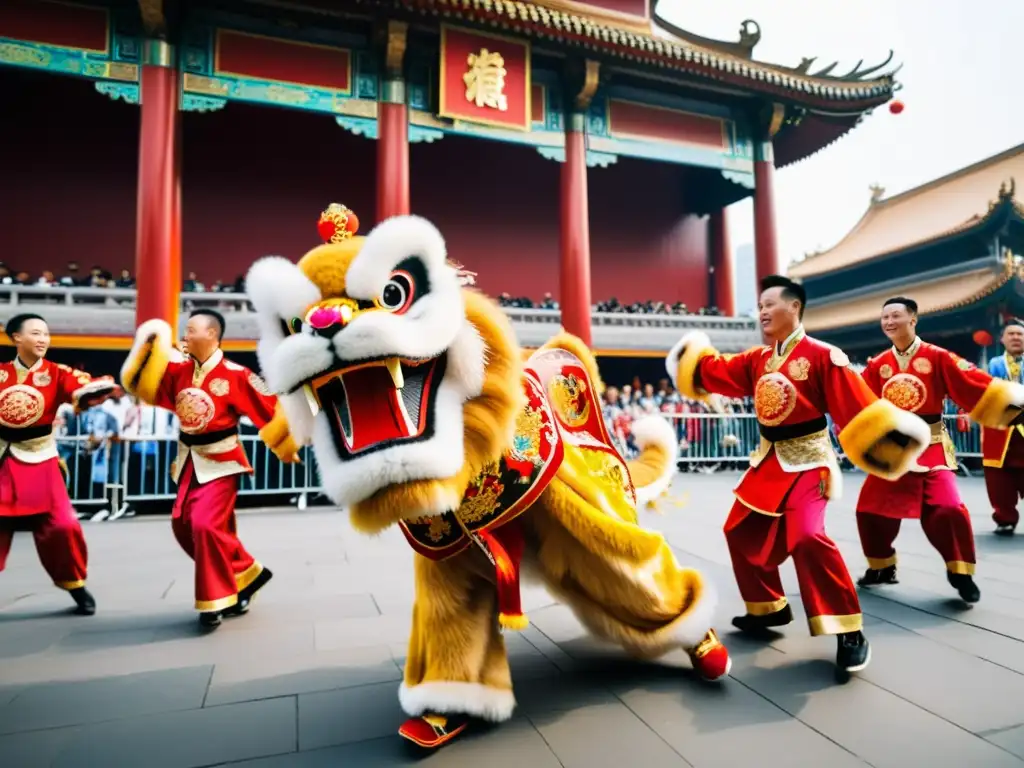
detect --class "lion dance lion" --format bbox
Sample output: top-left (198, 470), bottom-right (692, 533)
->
top-left (245, 205), bottom-right (730, 750)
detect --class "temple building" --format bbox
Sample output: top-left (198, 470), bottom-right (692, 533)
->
top-left (792, 144), bottom-right (1024, 360)
top-left (1, 0), bottom-right (898, 365)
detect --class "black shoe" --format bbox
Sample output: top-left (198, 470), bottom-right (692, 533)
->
top-left (994, 524), bottom-right (1016, 537)
top-left (69, 587), bottom-right (96, 616)
top-left (198, 611), bottom-right (222, 630)
top-left (731, 604), bottom-right (794, 636)
top-left (857, 565), bottom-right (898, 587)
top-left (223, 567), bottom-right (273, 618)
top-left (836, 631), bottom-right (871, 673)
top-left (947, 572), bottom-right (981, 603)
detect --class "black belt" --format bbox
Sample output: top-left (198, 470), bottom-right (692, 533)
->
top-left (0, 425), bottom-right (52, 443)
top-left (920, 413), bottom-right (942, 425)
top-left (179, 427), bottom-right (237, 447)
top-left (759, 417), bottom-right (828, 443)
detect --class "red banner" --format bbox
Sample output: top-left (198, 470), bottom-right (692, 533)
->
top-left (439, 25), bottom-right (531, 132)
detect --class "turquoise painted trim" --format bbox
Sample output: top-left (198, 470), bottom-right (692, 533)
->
top-left (534, 148), bottom-right (618, 167)
top-left (754, 140), bottom-right (774, 163)
top-left (0, 37), bottom-right (125, 80)
top-left (722, 169), bottom-right (756, 190)
top-left (409, 126), bottom-right (444, 144)
top-left (587, 151), bottom-right (618, 168)
top-left (0, 5), bottom-right (141, 81)
top-left (334, 116), bottom-right (443, 143)
top-left (95, 81), bottom-right (139, 104)
top-left (336, 116), bottom-right (377, 140)
top-left (182, 94), bottom-right (227, 113)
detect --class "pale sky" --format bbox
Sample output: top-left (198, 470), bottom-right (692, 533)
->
top-left (658, 0), bottom-right (1021, 265)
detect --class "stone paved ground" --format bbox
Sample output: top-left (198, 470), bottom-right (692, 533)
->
top-left (2, 472), bottom-right (1024, 767)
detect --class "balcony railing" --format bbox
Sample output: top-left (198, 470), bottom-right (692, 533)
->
top-left (0, 285), bottom-right (760, 352)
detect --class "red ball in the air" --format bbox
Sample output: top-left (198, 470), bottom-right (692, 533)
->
top-left (345, 211), bottom-right (360, 235)
top-left (889, 100), bottom-right (904, 115)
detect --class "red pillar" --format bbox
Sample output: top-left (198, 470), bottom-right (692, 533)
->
top-left (135, 39), bottom-right (181, 329)
top-left (709, 209), bottom-right (735, 316)
top-left (376, 78), bottom-right (409, 221)
top-left (559, 112), bottom-right (592, 346)
top-left (753, 140), bottom-right (780, 284)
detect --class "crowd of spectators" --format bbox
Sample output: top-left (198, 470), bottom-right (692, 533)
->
top-left (0, 262), bottom-right (246, 294)
top-left (497, 292), bottom-right (724, 316)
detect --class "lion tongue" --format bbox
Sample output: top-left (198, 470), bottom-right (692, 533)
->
top-left (339, 365), bottom-right (413, 452)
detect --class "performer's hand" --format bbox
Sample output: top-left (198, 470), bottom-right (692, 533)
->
top-left (271, 436), bottom-right (302, 464)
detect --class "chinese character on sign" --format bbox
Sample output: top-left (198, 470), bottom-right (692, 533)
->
top-left (463, 48), bottom-right (509, 111)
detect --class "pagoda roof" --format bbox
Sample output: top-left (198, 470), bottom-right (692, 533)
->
top-left (803, 262), bottom-right (1019, 333)
top-left (790, 144), bottom-right (1024, 279)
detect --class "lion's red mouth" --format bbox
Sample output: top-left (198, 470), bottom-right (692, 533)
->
top-left (310, 355), bottom-right (446, 458)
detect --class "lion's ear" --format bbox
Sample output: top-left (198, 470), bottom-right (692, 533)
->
top-left (246, 257), bottom-right (322, 371)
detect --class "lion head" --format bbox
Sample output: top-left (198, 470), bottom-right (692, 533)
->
top-left (247, 208), bottom-right (523, 532)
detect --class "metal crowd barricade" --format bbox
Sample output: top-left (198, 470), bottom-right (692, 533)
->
top-left (61, 413), bottom-right (988, 511)
top-left (661, 411), bottom-right (983, 465)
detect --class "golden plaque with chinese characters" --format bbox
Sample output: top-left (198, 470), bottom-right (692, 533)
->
top-left (464, 48), bottom-right (508, 111)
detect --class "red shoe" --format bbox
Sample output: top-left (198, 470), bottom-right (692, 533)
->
top-left (398, 713), bottom-right (471, 749)
top-left (688, 628), bottom-right (732, 681)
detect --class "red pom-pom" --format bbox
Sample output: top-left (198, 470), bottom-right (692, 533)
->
top-left (317, 218), bottom-right (338, 243)
top-left (344, 211), bottom-right (360, 235)
top-left (889, 99), bottom-right (904, 115)
top-left (973, 330), bottom-right (994, 347)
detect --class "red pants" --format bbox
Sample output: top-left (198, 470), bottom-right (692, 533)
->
top-left (856, 468), bottom-right (976, 574)
top-left (984, 467), bottom-right (1024, 527)
top-left (172, 458), bottom-right (263, 612)
top-left (725, 469), bottom-right (861, 636)
top-left (0, 456), bottom-right (88, 589)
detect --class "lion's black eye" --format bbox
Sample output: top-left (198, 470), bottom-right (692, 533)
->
top-left (377, 271), bottom-right (414, 313)
top-left (289, 317), bottom-right (303, 334)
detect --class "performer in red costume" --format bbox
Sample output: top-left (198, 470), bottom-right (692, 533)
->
top-left (854, 298), bottom-right (1024, 601)
top-left (983, 320), bottom-right (1024, 536)
top-left (0, 313), bottom-right (115, 615)
top-left (668, 276), bottom-right (931, 675)
top-left (121, 309), bottom-right (300, 629)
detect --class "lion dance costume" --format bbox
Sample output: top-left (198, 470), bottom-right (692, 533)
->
top-left (246, 205), bottom-right (730, 749)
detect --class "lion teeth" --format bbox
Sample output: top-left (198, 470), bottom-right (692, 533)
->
top-left (385, 358), bottom-right (404, 389)
top-left (302, 385), bottom-right (321, 417)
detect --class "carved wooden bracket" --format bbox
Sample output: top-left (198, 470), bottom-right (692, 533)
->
top-left (575, 60), bottom-right (600, 110)
top-left (767, 102), bottom-right (785, 138)
top-left (385, 20), bottom-right (408, 77)
top-left (138, 0), bottom-right (166, 36)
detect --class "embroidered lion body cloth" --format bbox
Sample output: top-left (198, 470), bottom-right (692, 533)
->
top-left (245, 211), bottom-right (722, 738)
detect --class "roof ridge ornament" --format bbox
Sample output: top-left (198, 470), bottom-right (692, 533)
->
top-left (869, 184), bottom-right (886, 204)
top-left (789, 49), bottom-right (901, 82)
top-left (651, 10), bottom-right (761, 60)
top-left (999, 178), bottom-right (1017, 200)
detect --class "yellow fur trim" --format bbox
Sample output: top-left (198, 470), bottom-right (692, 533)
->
top-left (349, 289), bottom-right (525, 534)
top-left (539, 476), bottom-right (663, 564)
top-left (539, 330), bottom-right (605, 397)
top-left (838, 399), bottom-right (927, 479)
top-left (297, 238), bottom-right (367, 299)
top-left (498, 613), bottom-right (529, 631)
top-left (676, 344), bottom-right (716, 400)
top-left (259, 403), bottom-right (301, 463)
top-left (969, 379), bottom-right (1024, 428)
top-left (120, 320), bottom-right (174, 405)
